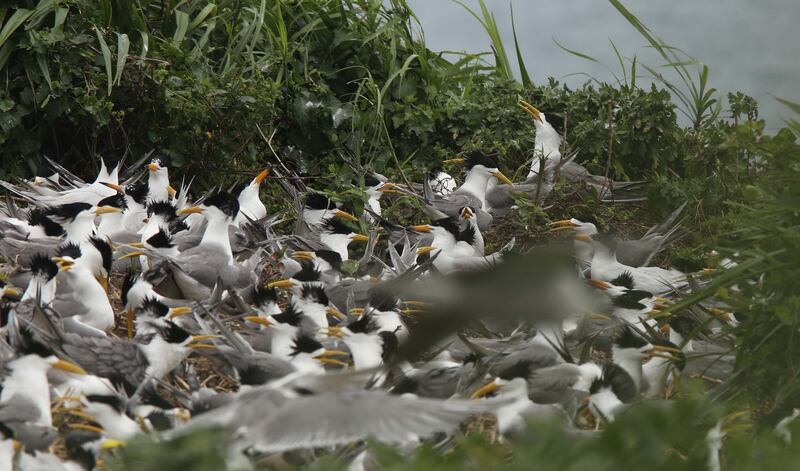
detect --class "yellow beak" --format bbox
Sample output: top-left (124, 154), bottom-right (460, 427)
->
top-left (334, 210), bottom-right (359, 222)
top-left (167, 185), bottom-right (177, 197)
top-left (411, 224), bottom-right (432, 233)
top-left (176, 206), bottom-right (204, 215)
top-left (326, 306), bottom-right (346, 319)
top-left (416, 246), bottom-right (436, 255)
top-left (94, 206), bottom-right (122, 215)
top-left (266, 279), bottom-right (296, 289)
top-left (519, 100), bottom-right (543, 122)
top-left (587, 279), bottom-right (611, 290)
top-left (244, 315), bottom-right (272, 327)
top-left (351, 233), bottom-right (370, 242)
top-left (547, 219), bottom-right (579, 233)
top-left (95, 275), bottom-right (109, 294)
top-left (471, 380), bottom-right (501, 399)
top-left (168, 306), bottom-right (193, 319)
top-left (443, 158), bottom-right (466, 165)
top-left (51, 359), bottom-right (88, 375)
top-left (69, 423), bottom-right (105, 434)
top-left (147, 162), bottom-right (160, 171)
top-left (492, 171), bottom-right (514, 186)
top-left (291, 251), bottom-right (316, 261)
top-left (100, 438), bottom-right (126, 450)
top-left (100, 182), bottom-right (123, 192)
top-left (118, 251), bottom-right (145, 260)
top-left (255, 168), bottom-right (270, 184)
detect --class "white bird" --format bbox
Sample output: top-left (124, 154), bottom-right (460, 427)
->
top-left (587, 233), bottom-right (687, 294)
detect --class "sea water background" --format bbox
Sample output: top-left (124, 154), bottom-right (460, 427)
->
top-left (406, 0), bottom-right (799, 129)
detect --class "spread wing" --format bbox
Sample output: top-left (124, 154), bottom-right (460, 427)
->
top-left (62, 334), bottom-right (147, 391)
top-left (246, 390), bottom-right (503, 453)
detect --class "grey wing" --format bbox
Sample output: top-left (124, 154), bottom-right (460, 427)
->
top-left (486, 185), bottom-right (513, 212)
top-left (326, 279), bottom-right (372, 311)
top-left (616, 238), bottom-right (661, 267)
top-left (0, 394), bottom-right (43, 423)
top-left (644, 202), bottom-right (686, 238)
top-left (528, 365), bottom-right (582, 404)
top-left (62, 335), bottom-right (147, 386)
top-left (247, 391), bottom-right (493, 453)
top-left (432, 192), bottom-right (474, 218)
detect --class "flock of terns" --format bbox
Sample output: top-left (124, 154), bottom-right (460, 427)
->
top-left (0, 102), bottom-right (738, 470)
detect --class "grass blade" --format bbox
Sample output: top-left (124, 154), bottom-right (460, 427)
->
top-left (552, 37), bottom-right (599, 62)
top-left (36, 53), bottom-right (52, 89)
top-left (510, 3), bottom-right (532, 87)
top-left (173, 10), bottom-right (189, 44)
top-left (0, 8), bottom-right (33, 49)
top-left (140, 30), bottom-right (149, 60)
top-left (94, 26), bottom-right (113, 96)
top-left (188, 3), bottom-right (216, 33)
top-left (114, 32), bottom-right (129, 85)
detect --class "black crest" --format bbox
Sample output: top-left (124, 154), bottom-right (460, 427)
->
top-left (141, 298), bottom-right (170, 318)
top-left (293, 261), bottom-right (321, 282)
top-left (615, 326), bottom-right (649, 350)
top-left (230, 180), bottom-right (249, 198)
top-left (304, 193), bottom-right (336, 210)
top-left (147, 201), bottom-right (177, 219)
top-left (97, 193), bottom-right (127, 210)
top-left (300, 284), bottom-right (329, 305)
top-left (121, 270), bottom-right (137, 306)
top-left (48, 202), bottom-right (92, 221)
top-left (65, 430), bottom-right (102, 469)
top-left (273, 303), bottom-right (304, 326)
top-left (613, 290), bottom-right (653, 311)
top-left (57, 242), bottom-right (82, 259)
top-left (363, 174), bottom-right (381, 187)
top-left (161, 321), bottom-right (191, 344)
top-left (30, 253), bottom-right (58, 279)
top-left (379, 331), bottom-right (399, 362)
top-left (27, 208), bottom-right (64, 237)
top-left (291, 334), bottom-right (324, 355)
top-left (253, 286), bottom-right (279, 307)
top-left (315, 249), bottom-right (343, 270)
top-left (464, 151), bottom-right (499, 170)
top-left (90, 237), bottom-right (113, 273)
top-left (610, 271), bottom-right (635, 290)
top-left (86, 394), bottom-right (126, 413)
top-left (204, 192), bottom-right (240, 217)
top-left (146, 228), bottom-right (175, 249)
top-left (34, 159), bottom-right (57, 178)
top-left (432, 217), bottom-right (461, 238)
top-left (347, 314), bottom-right (377, 334)
top-left (322, 217), bottom-right (356, 235)
top-left (126, 180), bottom-right (148, 204)
top-left (367, 287), bottom-right (398, 312)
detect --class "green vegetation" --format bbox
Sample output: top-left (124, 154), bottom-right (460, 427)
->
top-left (2, 0), bottom-right (800, 469)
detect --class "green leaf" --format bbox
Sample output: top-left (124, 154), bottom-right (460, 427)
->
top-left (114, 32), bottom-right (129, 85)
top-left (0, 8), bottom-right (33, 49)
top-left (173, 10), bottom-right (189, 44)
top-left (552, 37), bottom-right (599, 63)
top-left (94, 26), bottom-right (113, 96)
top-left (139, 30), bottom-right (149, 60)
top-left (510, 3), bottom-right (532, 87)
top-left (188, 4), bottom-right (216, 32)
top-left (36, 53), bottom-right (52, 89)
top-left (0, 41), bottom-right (13, 71)
top-left (776, 97), bottom-right (800, 115)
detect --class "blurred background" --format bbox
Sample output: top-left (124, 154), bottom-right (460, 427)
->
top-left (407, 0), bottom-right (800, 129)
